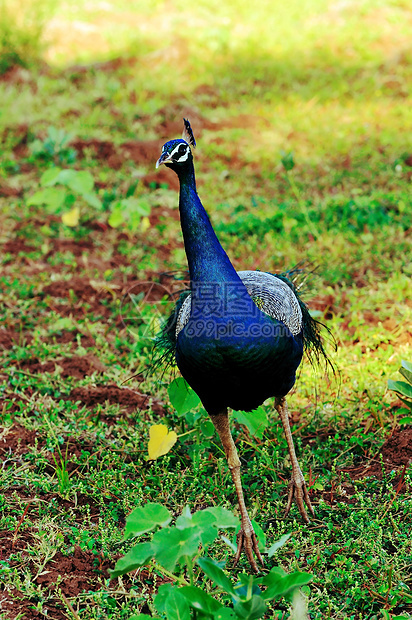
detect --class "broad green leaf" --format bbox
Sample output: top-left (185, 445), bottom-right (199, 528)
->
top-left (154, 583), bottom-right (175, 614)
top-left (40, 167), bottom-right (62, 186)
top-left (175, 507), bottom-right (234, 548)
top-left (82, 191), bottom-right (102, 209)
top-left (129, 210), bottom-right (144, 233)
top-left (148, 424), bottom-right (177, 460)
top-left (152, 526), bottom-right (201, 571)
top-left (109, 542), bottom-right (153, 577)
top-left (53, 169), bottom-right (78, 186)
top-left (388, 379), bottom-right (412, 399)
top-left (233, 594), bottom-right (267, 620)
top-left (232, 407), bottom-right (268, 439)
top-left (281, 572), bottom-right (313, 603)
top-left (168, 377), bottom-right (201, 416)
top-left (27, 187), bottom-right (66, 210)
top-left (123, 196), bottom-right (151, 216)
top-left (108, 204), bottom-right (124, 228)
top-left (399, 416), bottom-right (412, 424)
top-left (191, 514), bottom-right (218, 547)
top-left (175, 505), bottom-right (193, 529)
top-left (200, 419), bottom-right (215, 437)
top-left (56, 169), bottom-right (94, 194)
top-left (202, 506), bottom-right (239, 530)
top-left (267, 533), bottom-right (291, 558)
top-left (400, 360), bottom-right (412, 384)
top-left (213, 609), bottom-right (236, 620)
top-left (180, 586), bottom-right (223, 614)
top-left (164, 588), bottom-right (190, 620)
top-left (68, 170), bottom-right (94, 194)
top-left (197, 557), bottom-right (236, 597)
top-left (123, 503), bottom-right (171, 540)
top-left (108, 197), bottom-right (151, 231)
top-left (262, 569), bottom-right (312, 602)
top-left (261, 566), bottom-right (287, 585)
top-left (184, 409), bottom-right (203, 426)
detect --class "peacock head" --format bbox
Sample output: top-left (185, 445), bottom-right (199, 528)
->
top-left (156, 118), bottom-right (196, 171)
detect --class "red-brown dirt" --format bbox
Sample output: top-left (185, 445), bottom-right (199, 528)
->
top-left (3, 238), bottom-right (36, 254)
top-left (48, 329), bottom-right (95, 348)
top-left (15, 354), bottom-right (106, 378)
top-left (44, 239), bottom-right (95, 258)
top-left (342, 426), bottom-right (412, 483)
top-left (68, 383), bottom-right (165, 416)
top-left (0, 328), bottom-right (32, 349)
top-left (316, 426), bottom-right (412, 506)
top-left (0, 180), bottom-right (22, 198)
top-left (0, 531), bottom-right (114, 620)
top-left (0, 424), bottom-right (41, 457)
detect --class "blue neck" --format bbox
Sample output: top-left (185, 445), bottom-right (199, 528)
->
top-left (177, 165), bottom-right (242, 285)
top-left (176, 163), bottom-right (260, 319)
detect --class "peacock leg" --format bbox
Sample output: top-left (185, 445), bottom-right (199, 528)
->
top-left (275, 396), bottom-right (315, 523)
top-left (210, 410), bottom-right (264, 573)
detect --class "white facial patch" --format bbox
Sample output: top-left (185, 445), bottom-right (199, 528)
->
top-left (169, 143), bottom-right (190, 163)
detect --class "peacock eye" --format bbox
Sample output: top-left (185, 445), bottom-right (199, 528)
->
top-left (178, 144), bottom-right (187, 156)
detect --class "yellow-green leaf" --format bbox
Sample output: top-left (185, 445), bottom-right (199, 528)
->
top-left (148, 424), bottom-right (177, 460)
top-left (141, 216), bottom-right (151, 232)
top-left (62, 206), bottom-right (80, 227)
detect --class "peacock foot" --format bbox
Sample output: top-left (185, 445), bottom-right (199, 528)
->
top-left (285, 467), bottom-right (315, 523)
top-left (234, 516), bottom-right (264, 574)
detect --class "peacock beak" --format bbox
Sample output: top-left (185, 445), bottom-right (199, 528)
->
top-left (156, 152), bottom-right (172, 168)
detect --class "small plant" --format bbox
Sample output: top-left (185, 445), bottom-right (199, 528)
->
top-left (29, 127), bottom-right (77, 164)
top-left (108, 196), bottom-right (151, 234)
top-left (110, 503), bottom-right (312, 620)
top-left (27, 166), bottom-right (102, 226)
top-left (44, 417), bottom-right (71, 495)
top-left (388, 360), bottom-right (412, 418)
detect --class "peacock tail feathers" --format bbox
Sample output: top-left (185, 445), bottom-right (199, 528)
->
top-left (274, 267), bottom-right (335, 373)
top-left (152, 289), bottom-right (191, 371)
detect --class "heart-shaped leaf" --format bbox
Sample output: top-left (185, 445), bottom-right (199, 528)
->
top-left (148, 424), bottom-right (177, 460)
top-left (62, 206), bottom-right (80, 227)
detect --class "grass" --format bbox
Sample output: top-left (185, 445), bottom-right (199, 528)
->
top-left (0, 0), bottom-right (56, 74)
top-left (0, 0), bottom-right (412, 618)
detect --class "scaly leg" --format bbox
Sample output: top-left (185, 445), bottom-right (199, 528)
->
top-left (275, 396), bottom-right (315, 522)
top-left (211, 409), bottom-right (264, 573)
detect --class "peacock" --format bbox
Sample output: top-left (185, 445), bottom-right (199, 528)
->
top-left (155, 119), bottom-right (330, 573)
